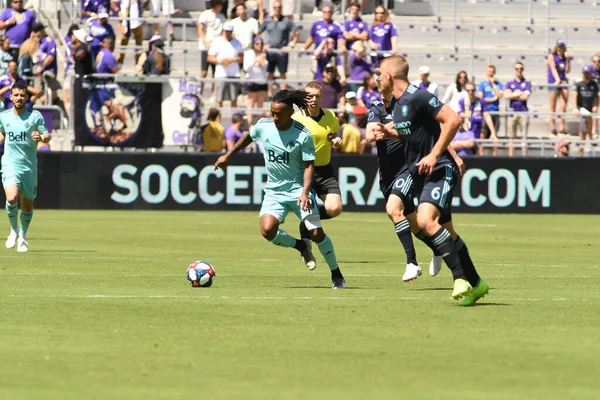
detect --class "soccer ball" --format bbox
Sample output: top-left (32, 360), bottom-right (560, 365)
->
top-left (186, 260), bottom-right (216, 287)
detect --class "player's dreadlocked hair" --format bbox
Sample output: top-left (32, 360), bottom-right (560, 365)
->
top-left (271, 89), bottom-right (309, 111)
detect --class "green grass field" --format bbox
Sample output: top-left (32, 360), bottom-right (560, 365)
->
top-left (0, 211), bottom-right (598, 399)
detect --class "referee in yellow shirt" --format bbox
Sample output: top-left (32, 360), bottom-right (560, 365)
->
top-left (292, 81), bottom-right (343, 240)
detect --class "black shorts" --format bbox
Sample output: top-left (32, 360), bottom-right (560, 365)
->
top-left (201, 50), bottom-right (216, 74)
top-left (380, 167), bottom-right (416, 215)
top-left (415, 162), bottom-right (458, 217)
top-left (247, 83), bottom-right (268, 92)
top-left (313, 163), bottom-right (340, 196)
top-left (481, 114), bottom-right (500, 136)
top-left (266, 52), bottom-right (289, 74)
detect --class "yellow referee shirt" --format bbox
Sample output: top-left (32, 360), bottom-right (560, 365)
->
top-left (292, 109), bottom-right (340, 167)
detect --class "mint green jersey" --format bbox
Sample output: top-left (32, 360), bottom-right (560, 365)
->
top-left (250, 118), bottom-right (316, 199)
top-left (0, 109), bottom-right (48, 173)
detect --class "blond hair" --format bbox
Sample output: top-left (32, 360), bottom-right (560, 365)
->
top-left (380, 55), bottom-right (410, 80)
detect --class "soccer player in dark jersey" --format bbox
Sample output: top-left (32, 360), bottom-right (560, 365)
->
top-left (373, 55), bottom-right (488, 305)
top-left (366, 96), bottom-right (443, 282)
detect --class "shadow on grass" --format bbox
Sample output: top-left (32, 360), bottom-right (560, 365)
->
top-left (338, 260), bottom-right (372, 264)
top-left (28, 250), bottom-right (98, 253)
top-left (413, 287), bottom-right (453, 291)
top-left (472, 302), bottom-right (511, 307)
top-left (284, 286), bottom-right (365, 290)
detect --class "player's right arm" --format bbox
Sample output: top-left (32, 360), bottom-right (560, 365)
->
top-left (214, 132), bottom-right (253, 170)
top-left (365, 102), bottom-right (383, 142)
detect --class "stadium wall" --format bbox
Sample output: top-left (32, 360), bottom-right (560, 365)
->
top-left (21, 153), bottom-right (600, 214)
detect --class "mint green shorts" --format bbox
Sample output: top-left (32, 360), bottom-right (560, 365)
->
top-left (260, 191), bottom-right (322, 230)
top-left (2, 170), bottom-right (38, 199)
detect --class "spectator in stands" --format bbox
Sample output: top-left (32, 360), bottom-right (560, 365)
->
top-left (344, 2), bottom-right (369, 52)
top-left (368, 5), bottom-right (397, 64)
top-left (411, 65), bottom-right (438, 96)
top-left (348, 41), bottom-right (372, 92)
top-left (589, 54), bottom-right (600, 136)
top-left (268, 0), bottom-right (293, 21)
top-left (356, 74), bottom-right (381, 110)
top-left (82, 0), bottom-right (111, 20)
top-left (198, 0), bottom-right (226, 99)
top-left (89, 6), bottom-right (116, 60)
top-left (0, 0), bottom-right (36, 57)
top-left (96, 37), bottom-right (120, 73)
top-left (202, 107), bottom-right (225, 152)
top-left (225, 113), bottom-right (244, 150)
top-left (302, 5), bottom-right (345, 53)
top-left (313, 38), bottom-right (345, 83)
top-left (58, 24), bottom-right (79, 118)
top-left (555, 140), bottom-right (570, 157)
top-left (379, 0), bottom-right (395, 15)
top-left (344, 91), bottom-right (358, 123)
top-left (442, 70), bottom-right (468, 113)
top-left (208, 21), bottom-right (244, 107)
top-left (572, 65), bottom-right (599, 156)
top-left (137, 38), bottom-right (171, 75)
top-left (150, 0), bottom-right (180, 44)
top-left (504, 61), bottom-right (532, 157)
top-left (244, 36), bottom-right (268, 126)
top-left (260, 0), bottom-right (299, 98)
top-left (17, 36), bottom-right (38, 77)
top-left (32, 23), bottom-right (61, 104)
top-left (0, 37), bottom-right (14, 76)
top-left (547, 40), bottom-right (570, 136)
top-left (477, 64), bottom-right (503, 144)
top-left (337, 112), bottom-right (363, 154)
top-left (459, 81), bottom-right (498, 156)
top-left (450, 120), bottom-right (477, 157)
top-left (117, 0), bottom-right (145, 65)
top-left (232, 3), bottom-right (259, 50)
top-left (319, 65), bottom-right (344, 109)
top-left (72, 29), bottom-right (95, 77)
top-left (0, 60), bottom-right (40, 108)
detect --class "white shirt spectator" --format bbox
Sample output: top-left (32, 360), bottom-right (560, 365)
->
top-left (243, 48), bottom-right (268, 81)
top-left (209, 36), bottom-right (244, 77)
top-left (442, 83), bottom-right (468, 113)
top-left (198, 9), bottom-right (226, 49)
top-left (231, 16), bottom-right (259, 50)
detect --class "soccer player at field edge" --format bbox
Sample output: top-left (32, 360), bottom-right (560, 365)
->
top-left (373, 55), bottom-right (489, 306)
top-left (0, 80), bottom-right (50, 252)
top-left (214, 89), bottom-right (346, 289)
top-left (365, 92), bottom-right (443, 282)
top-left (292, 80), bottom-right (343, 241)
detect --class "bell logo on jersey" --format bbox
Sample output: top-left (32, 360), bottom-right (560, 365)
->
top-left (7, 131), bottom-right (27, 142)
top-left (268, 149), bottom-right (290, 164)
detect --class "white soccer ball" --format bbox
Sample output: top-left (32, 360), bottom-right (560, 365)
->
top-left (186, 260), bottom-right (216, 288)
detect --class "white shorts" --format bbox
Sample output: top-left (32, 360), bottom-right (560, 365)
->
top-left (151, 0), bottom-right (176, 16)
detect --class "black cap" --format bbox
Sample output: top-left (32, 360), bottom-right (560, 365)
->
top-left (31, 22), bottom-right (46, 33)
top-left (153, 39), bottom-right (165, 49)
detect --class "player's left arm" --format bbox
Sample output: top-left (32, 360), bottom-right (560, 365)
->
top-left (32, 112), bottom-right (50, 143)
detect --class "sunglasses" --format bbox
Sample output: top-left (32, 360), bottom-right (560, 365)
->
top-left (515, 67), bottom-right (524, 71)
top-left (466, 89), bottom-right (476, 92)
top-left (375, 11), bottom-right (384, 14)
top-left (273, 6), bottom-right (282, 9)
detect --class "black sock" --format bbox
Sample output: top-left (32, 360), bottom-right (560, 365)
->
top-left (414, 230), bottom-right (440, 256)
top-left (318, 205), bottom-right (333, 220)
top-left (454, 236), bottom-right (481, 287)
top-left (394, 220), bottom-right (417, 265)
top-left (299, 221), bottom-right (311, 240)
top-left (331, 267), bottom-right (344, 280)
top-left (293, 239), bottom-right (307, 252)
top-left (431, 227), bottom-right (466, 280)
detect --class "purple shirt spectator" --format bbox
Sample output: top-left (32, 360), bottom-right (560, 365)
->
top-left (310, 20), bottom-right (344, 49)
top-left (96, 48), bottom-right (118, 73)
top-left (349, 53), bottom-right (372, 81)
top-left (548, 53), bottom-right (567, 84)
top-left (82, 0), bottom-right (111, 16)
top-left (344, 18), bottom-right (368, 51)
top-left (0, 73), bottom-right (28, 107)
top-left (369, 23), bottom-right (397, 51)
top-left (89, 19), bottom-right (115, 56)
top-left (458, 97), bottom-right (488, 138)
top-left (505, 78), bottom-right (531, 112)
top-left (65, 35), bottom-right (74, 76)
top-left (0, 8), bottom-right (36, 46)
top-left (319, 79), bottom-right (343, 109)
top-left (452, 128), bottom-right (476, 157)
top-left (315, 54), bottom-right (341, 80)
top-left (224, 125), bottom-right (243, 143)
top-left (356, 87), bottom-right (381, 110)
top-left (38, 36), bottom-right (58, 74)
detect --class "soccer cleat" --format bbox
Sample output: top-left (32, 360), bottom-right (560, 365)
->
top-left (300, 238), bottom-right (316, 270)
top-left (429, 256), bottom-right (443, 277)
top-left (451, 278), bottom-right (472, 300)
top-left (458, 280), bottom-right (490, 306)
top-left (17, 237), bottom-right (29, 253)
top-left (402, 263), bottom-right (422, 282)
top-left (5, 232), bottom-right (17, 249)
top-left (332, 278), bottom-right (346, 289)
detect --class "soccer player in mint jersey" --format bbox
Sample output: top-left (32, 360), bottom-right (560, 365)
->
top-left (366, 96), bottom-right (442, 282)
top-left (374, 55), bottom-right (488, 305)
top-left (0, 80), bottom-right (50, 252)
top-left (214, 90), bottom-right (346, 289)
